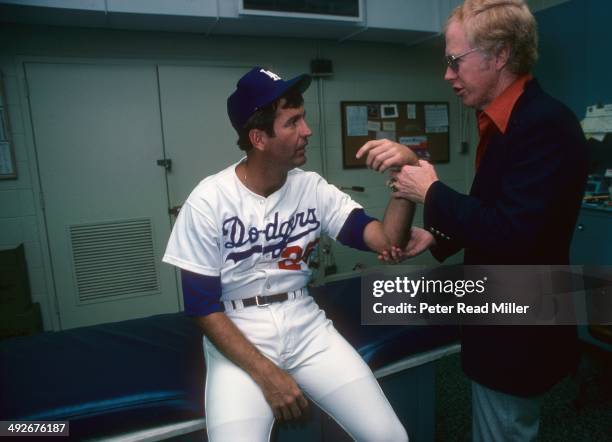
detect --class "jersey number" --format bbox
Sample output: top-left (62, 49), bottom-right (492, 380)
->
top-left (278, 240), bottom-right (319, 270)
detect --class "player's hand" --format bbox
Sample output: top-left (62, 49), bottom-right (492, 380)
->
top-left (377, 227), bottom-right (436, 262)
top-left (377, 245), bottom-right (404, 264)
top-left (356, 139), bottom-right (418, 172)
top-left (255, 362), bottom-right (309, 421)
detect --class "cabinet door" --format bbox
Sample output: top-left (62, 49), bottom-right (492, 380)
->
top-left (26, 62), bottom-right (179, 329)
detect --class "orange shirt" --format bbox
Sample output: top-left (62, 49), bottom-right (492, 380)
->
top-left (475, 74), bottom-right (533, 169)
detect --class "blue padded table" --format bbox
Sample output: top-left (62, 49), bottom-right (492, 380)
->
top-left (0, 314), bottom-right (205, 440)
top-left (0, 272), bottom-right (459, 441)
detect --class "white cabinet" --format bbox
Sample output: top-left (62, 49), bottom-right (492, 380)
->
top-left (0, 0), bottom-right (465, 44)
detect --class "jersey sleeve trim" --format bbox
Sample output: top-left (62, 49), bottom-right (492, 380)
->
top-left (336, 208), bottom-right (377, 251)
top-left (181, 270), bottom-right (223, 316)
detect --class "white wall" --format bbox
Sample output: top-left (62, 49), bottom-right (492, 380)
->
top-left (0, 24), bottom-right (476, 330)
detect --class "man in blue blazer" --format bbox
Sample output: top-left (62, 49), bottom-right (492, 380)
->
top-left (359, 0), bottom-right (587, 440)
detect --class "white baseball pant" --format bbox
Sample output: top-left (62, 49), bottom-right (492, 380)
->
top-left (203, 293), bottom-right (408, 442)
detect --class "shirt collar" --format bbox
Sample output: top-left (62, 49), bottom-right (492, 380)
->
top-left (482, 73), bottom-right (533, 134)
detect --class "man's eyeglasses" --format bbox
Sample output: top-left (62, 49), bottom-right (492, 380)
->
top-left (444, 47), bottom-right (479, 72)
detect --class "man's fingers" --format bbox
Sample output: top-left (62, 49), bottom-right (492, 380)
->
top-left (366, 144), bottom-right (390, 170)
top-left (280, 405), bottom-right (292, 421)
top-left (289, 402), bottom-right (302, 419)
top-left (275, 387), bottom-right (309, 421)
top-left (380, 154), bottom-right (402, 172)
top-left (274, 394), bottom-right (308, 421)
top-left (297, 394), bottom-right (309, 411)
top-left (378, 250), bottom-right (391, 262)
top-left (356, 139), bottom-right (385, 159)
top-left (370, 148), bottom-right (392, 171)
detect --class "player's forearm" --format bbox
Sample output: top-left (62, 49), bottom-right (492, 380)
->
top-left (381, 197), bottom-right (415, 249)
top-left (364, 198), bottom-right (415, 253)
top-left (195, 312), bottom-right (277, 378)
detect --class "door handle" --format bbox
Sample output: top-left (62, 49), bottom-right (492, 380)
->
top-left (157, 159), bottom-right (172, 171)
top-left (169, 205), bottom-right (182, 216)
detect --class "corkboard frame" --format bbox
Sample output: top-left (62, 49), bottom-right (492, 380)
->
top-left (340, 101), bottom-right (450, 169)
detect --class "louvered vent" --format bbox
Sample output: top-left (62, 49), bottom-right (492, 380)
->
top-left (70, 219), bottom-right (160, 302)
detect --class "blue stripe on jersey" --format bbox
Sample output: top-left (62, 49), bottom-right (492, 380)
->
top-left (181, 270), bottom-right (223, 316)
top-left (337, 208), bottom-right (377, 252)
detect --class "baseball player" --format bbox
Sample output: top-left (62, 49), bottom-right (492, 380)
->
top-left (163, 66), bottom-right (418, 441)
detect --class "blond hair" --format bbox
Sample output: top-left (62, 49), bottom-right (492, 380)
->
top-left (448, 0), bottom-right (538, 74)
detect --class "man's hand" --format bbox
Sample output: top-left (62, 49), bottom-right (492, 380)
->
top-left (378, 227), bottom-right (436, 262)
top-left (356, 139), bottom-right (418, 172)
top-left (252, 360), bottom-right (309, 421)
top-left (196, 312), bottom-right (308, 422)
top-left (390, 160), bottom-right (439, 203)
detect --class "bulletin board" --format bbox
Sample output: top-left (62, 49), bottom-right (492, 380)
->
top-left (340, 101), bottom-right (450, 168)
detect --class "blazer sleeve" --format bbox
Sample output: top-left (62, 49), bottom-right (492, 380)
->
top-left (424, 181), bottom-right (468, 262)
top-left (424, 107), bottom-right (584, 262)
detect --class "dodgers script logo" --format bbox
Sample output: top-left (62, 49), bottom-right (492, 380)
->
top-left (223, 209), bottom-right (320, 264)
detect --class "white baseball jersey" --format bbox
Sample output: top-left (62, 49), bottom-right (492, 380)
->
top-left (163, 159), bottom-right (362, 301)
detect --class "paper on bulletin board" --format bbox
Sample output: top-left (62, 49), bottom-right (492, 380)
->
top-left (367, 120), bottom-right (381, 131)
top-left (346, 106), bottom-right (368, 136)
top-left (406, 104), bottom-right (417, 119)
top-left (382, 121), bottom-right (396, 131)
top-left (376, 131), bottom-right (396, 141)
top-left (399, 136), bottom-right (428, 150)
top-left (424, 104), bottom-right (449, 133)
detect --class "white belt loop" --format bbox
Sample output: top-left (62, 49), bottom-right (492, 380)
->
top-left (289, 287), bottom-right (305, 300)
top-left (223, 299), bottom-right (245, 311)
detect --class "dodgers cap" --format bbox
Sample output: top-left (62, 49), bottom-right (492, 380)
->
top-left (227, 67), bottom-right (311, 132)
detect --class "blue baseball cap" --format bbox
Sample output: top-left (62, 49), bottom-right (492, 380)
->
top-left (227, 67), bottom-right (311, 132)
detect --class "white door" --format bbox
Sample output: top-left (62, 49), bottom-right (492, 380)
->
top-left (157, 65), bottom-right (247, 209)
top-left (26, 62), bottom-right (180, 329)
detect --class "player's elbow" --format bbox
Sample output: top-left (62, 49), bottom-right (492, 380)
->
top-left (363, 221), bottom-right (397, 253)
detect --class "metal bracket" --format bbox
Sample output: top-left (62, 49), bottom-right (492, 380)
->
top-left (157, 159), bottom-right (172, 171)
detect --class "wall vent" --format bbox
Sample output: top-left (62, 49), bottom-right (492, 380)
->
top-left (69, 219), bottom-right (160, 303)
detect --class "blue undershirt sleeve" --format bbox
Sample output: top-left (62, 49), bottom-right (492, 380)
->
top-left (336, 208), bottom-right (378, 252)
top-left (180, 270), bottom-right (223, 316)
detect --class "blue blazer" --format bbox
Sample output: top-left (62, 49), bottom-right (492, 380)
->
top-left (424, 79), bottom-right (587, 396)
